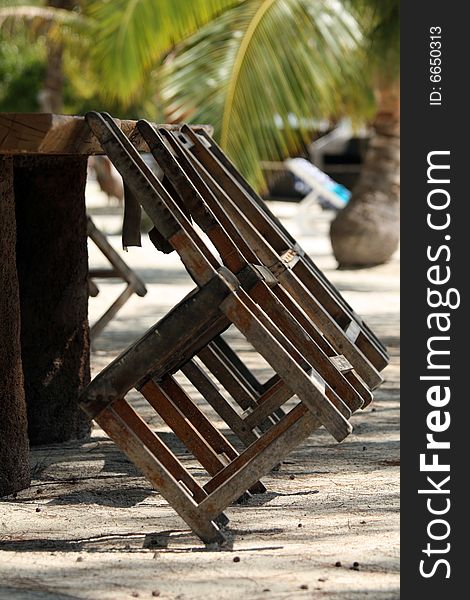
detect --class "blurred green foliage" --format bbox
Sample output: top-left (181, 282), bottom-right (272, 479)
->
top-left (0, 31), bottom-right (159, 118)
top-left (0, 34), bottom-right (45, 111)
top-left (0, 0), bottom-right (399, 188)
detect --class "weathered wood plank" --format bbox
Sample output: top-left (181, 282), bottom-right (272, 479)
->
top-left (220, 291), bottom-right (352, 442)
top-left (181, 360), bottom-right (259, 447)
top-left (112, 398), bottom-right (207, 504)
top-left (211, 336), bottom-right (263, 394)
top-left (0, 113), bottom-right (212, 155)
top-left (201, 404), bottom-right (318, 511)
top-left (80, 276), bottom-right (231, 420)
top-left (141, 380), bottom-right (230, 476)
top-left (87, 216), bottom-right (147, 339)
top-left (200, 408), bottom-right (319, 520)
top-left (182, 126), bottom-right (389, 370)
top-left (249, 281), bottom-right (362, 412)
top-left (193, 128), bottom-right (389, 360)
top-left (148, 376), bottom-right (266, 496)
top-left (87, 217), bottom-right (147, 295)
top-left (242, 379), bottom-right (292, 430)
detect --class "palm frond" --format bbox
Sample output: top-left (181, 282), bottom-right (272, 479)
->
top-left (368, 0), bottom-right (399, 76)
top-left (160, 0), bottom-right (374, 189)
top-left (87, 0), bottom-right (242, 103)
top-left (346, 0), bottom-right (399, 77)
top-left (0, 5), bottom-right (89, 37)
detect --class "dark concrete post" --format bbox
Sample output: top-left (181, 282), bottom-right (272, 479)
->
top-left (14, 155), bottom-right (91, 445)
top-left (0, 157), bottom-right (31, 495)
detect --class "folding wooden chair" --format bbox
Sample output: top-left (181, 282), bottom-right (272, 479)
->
top-left (136, 121), bottom-right (373, 413)
top-left (198, 128), bottom-right (387, 353)
top-left (178, 127), bottom-right (389, 371)
top-left (143, 125), bottom-right (386, 393)
top-left (87, 216), bottom-right (147, 339)
top-left (99, 113), bottom-right (365, 429)
top-left (81, 111), bottom-right (360, 544)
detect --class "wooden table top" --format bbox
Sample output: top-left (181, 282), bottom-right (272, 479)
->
top-left (0, 113), bottom-right (212, 155)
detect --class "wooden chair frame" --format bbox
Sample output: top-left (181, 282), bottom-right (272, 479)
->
top-left (175, 126), bottom-right (388, 377)
top-left (80, 111), bottom-right (369, 544)
top-left (195, 128), bottom-right (388, 358)
top-left (137, 124), bottom-right (385, 396)
top-left (135, 121), bottom-right (373, 422)
top-left (87, 112), bottom-right (358, 435)
top-left (87, 216), bottom-right (147, 339)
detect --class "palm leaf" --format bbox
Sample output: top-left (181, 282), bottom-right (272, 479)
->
top-left (347, 0), bottom-right (399, 77)
top-left (0, 5), bottom-right (89, 38)
top-left (160, 0), bottom-right (374, 189)
top-left (87, 0), bottom-right (242, 102)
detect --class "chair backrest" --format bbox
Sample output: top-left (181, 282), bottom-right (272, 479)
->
top-left (136, 121), bottom-right (372, 414)
top-left (191, 128), bottom-right (388, 362)
top-left (150, 125), bottom-right (385, 389)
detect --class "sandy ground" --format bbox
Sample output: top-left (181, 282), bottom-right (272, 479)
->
top-left (0, 182), bottom-right (400, 599)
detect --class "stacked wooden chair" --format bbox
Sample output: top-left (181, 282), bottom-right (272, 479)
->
top-left (87, 216), bottom-right (147, 339)
top-left (80, 112), bottom-right (389, 545)
top-left (180, 126), bottom-right (389, 376)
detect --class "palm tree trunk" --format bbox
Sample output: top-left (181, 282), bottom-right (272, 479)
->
top-left (38, 0), bottom-right (75, 113)
top-left (330, 80), bottom-right (400, 268)
top-left (39, 42), bottom-right (64, 113)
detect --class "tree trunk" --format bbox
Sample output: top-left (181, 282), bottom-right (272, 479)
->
top-left (0, 158), bottom-right (31, 496)
top-left (330, 81), bottom-right (400, 268)
top-left (38, 0), bottom-right (76, 113)
top-left (14, 155), bottom-right (91, 446)
top-left (38, 43), bottom-right (64, 113)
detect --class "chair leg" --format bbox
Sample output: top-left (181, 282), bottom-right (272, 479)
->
top-left (292, 260), bottom-right (389, 369)
top-left (277, 268), bottom-right (383, 389)
top-left (141, 378), bottom-right (266, 495)
top-left (211, 336), bottom-right (264, 394)
top-left (88, 216), bottom-right (147, 339)
top-left (96, 399), bottom-right (226, 545)
top-left (207, 340), bottom-right (285, 422)
top-left (90, 284), bottom-right (135, 339)
top-left (250, 281), bottom-right (364, 412)
top-left (186, 128), bottom-right (389, 360)
top-left (200, 404), bottom-right (319, 520)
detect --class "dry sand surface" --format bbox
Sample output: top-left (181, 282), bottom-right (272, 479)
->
top-left (0, 185), bottom-right (399, 599)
